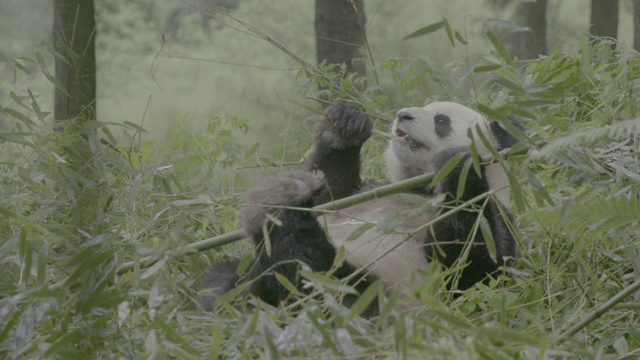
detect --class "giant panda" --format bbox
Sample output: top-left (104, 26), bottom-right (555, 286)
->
top-left (200, 101), bottom-right (521, 312)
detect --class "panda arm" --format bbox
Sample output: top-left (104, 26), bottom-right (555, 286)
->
top-left (237, 171), bottom-right (359, 306)
top-left (306, 104), bottom-right (373, 204)
top-left (429, 147), bottom-right (516, 289)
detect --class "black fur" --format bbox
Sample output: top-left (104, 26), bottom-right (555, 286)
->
top-left (428, 147), bottom-right (516, 290)
top-left (200, 103), bottom-right (519, 311)
top-left (307, 103), bottom-right (372, 204)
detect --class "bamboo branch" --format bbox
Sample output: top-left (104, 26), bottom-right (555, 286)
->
top-left (558, 279), bottom-right (640, 341)
top-left (116, 169), bottom-right (441, 275)
top-left (117, 145), bottom-right (528, 275)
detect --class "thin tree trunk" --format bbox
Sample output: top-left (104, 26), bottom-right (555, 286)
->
top-left (634, 0), bottom-right (640, 51)
top-left (314, 0), bottom-right (366, 83)
top-left (53, 0), bottom-right (97, 122)
top-left (513, 0), bottom-right (547, 59)
top-left (590, 0), bottom-right (619, 41)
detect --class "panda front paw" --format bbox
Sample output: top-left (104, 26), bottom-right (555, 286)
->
top-left (240, 171), bottom-right (325, 237)
top-left (314, 103), bottom-right (372, 149)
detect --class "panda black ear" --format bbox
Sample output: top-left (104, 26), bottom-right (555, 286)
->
top-left (490, 115), bottom-right (524, 150)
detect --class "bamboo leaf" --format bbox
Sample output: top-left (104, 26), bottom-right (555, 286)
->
top-left (486, 31), bottom-right (512, 64)
top-left (36, 240), bottom-right (49, 286)
top-left (403, 21), bottom-right (444, 40)
top-left (475, 123), bottom-right (500, 159)
top-left (454, 30), bottom-right (468, 45)
top-left (345, 280), bottom-right (380, 322)
top-left (429, 307), bottom-right (475, 329)
top-left (468, 128), bottom-right (482, 177)
top-left (2, 107), bottom-right (37, 127)
top-left (456, 158), bottom-right (473, 200)
top-left (479, 216), bottom-right (497, 264)
top-left (274, 272), bottom-right (303, 296)
top-left (442, 17), bottom-right (455, 46)
top-left (533, 119), bottom-right (640, 159)
top-left (474, 64), bottom-right (502, 73)
top-left (431, 152), bottom-right (464, 186)
top-left (346, 222), bottom-right (375, 242)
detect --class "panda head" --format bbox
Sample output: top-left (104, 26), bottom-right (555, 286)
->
top-left (385, 101), bottom-right (500, 182)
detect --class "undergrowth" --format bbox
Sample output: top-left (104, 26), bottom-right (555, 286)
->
top-left (1, 17), bottom-right (640, 360)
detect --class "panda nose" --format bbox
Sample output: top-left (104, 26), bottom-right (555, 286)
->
top-left (397, 111), bottom-right (415, 122)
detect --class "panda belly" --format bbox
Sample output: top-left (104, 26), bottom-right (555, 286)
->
top-left (317, 196), bottom-right (435, 297)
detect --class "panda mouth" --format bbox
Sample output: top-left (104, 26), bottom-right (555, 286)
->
top-left (395, 129), bottom-right (425, 149)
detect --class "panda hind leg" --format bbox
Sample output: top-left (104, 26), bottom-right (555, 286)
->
top-left (240, 171), bottom-right (348, 306)
top-left (198, 259), bottom-right (241, 312)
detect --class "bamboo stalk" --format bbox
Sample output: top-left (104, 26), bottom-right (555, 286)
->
top-left (116, 170), bottom-right (440, 275)
top-left (117, 145), bottom-right (527, 275)
top-left (558, 279), bottom-right (640, 341)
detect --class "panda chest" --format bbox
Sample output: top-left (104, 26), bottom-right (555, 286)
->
top-left (317, 196), bottom-right (436, 294)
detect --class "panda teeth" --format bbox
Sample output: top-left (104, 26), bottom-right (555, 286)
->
top-left (395, 129), bottom-right (410, 139)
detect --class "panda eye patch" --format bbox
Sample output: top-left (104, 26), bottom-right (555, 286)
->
top-left (434, 114), bottom-right (452, 138)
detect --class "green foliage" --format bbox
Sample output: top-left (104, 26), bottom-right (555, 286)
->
top-left (3, 8), bottom-right (640, 359)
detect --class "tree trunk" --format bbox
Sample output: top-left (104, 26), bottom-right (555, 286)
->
top-left (314, 0), bottom-right (366, 80)
top-left (590, 0), bottom-right (619, 40)
top-left (513, 0), bottom-right (547, 59)
top-left (634, 0), bottom-right (640, 51)
top-left (53, 0), bottom-right (97, 122)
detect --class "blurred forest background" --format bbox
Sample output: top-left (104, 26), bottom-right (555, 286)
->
top-left (3, 0), bottom-right (640, 359)
top-left (1, 0), bottom-right (634, 140)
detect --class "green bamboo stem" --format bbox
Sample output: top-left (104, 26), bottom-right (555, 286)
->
top-left (116, 170), bottom-right (440, 275)
top-left (558, 279), bottom-right (640, 341)
top-left (117, 145), bottom-right (527, 275)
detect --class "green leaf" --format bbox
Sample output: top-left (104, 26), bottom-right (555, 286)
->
top-left (127, 173), bottom-right (142, 212)
top-left (345, 280), bottom-right (380, 322)
top-left (209, 326), bottom-right (222, 360)
top-left (456, 158), bottom-right (473, 200)
top-left (442, 17), bottom-right (455, 46)
top-left (19, 228), bottom-right (32, 285)
top-left (236, 253), bottom-right (253, 275)
top-left (468, 128), bottom-right (482, 177)
top-left (479, 216), bottom-right (497, 264)
top-left (403, 21), bottom-right (444, 40)
top-left (156, 320), bottom-right (199, 356)
top-left (476, 103), bottom-right (510, 123)
top-left (429, 307), bottom-right (475, 329)
top-left (389, 193), bottom-right (425, 206)
top-left (0, 132), bottom-right (32, 145)
top-left (2, 107), bottom-right (37, 127)
top-left (474, 64), bottom-right (502, 73)
top-left (523, 170), bottom-right (555, 206)
top-left (454, 30), bottom-right (468, 45)
top-left (431, 152), bottom-right (464, 186)
top-left (11, 57), bottom-right (34, 75)
top-left (36, 240), bottom-right (49, 286)
top-left (123, 120), bottom-right (148, 133)
top-left (506, 169), bottom-right (525, 213)
top-left (27, 89), bottom-right (48, 121)
top-left (533, 118), bottom-right (640, 159)
top-left (332, 245), bottom-right (347, 269)
top-left (408, 194), bottom-right (444, 219)
top-left (346, 222), bottom-right (375, 242)
top-left (274, 272), bottom-right (303, 296)
top-left (376, 211), bottom-right (401, 233)
top-left (475, 123), bottom-right (500, 159)
top-left (486, 31), bottom-right (512, 64)
top-left (301, 270), bottom-right (357, 294)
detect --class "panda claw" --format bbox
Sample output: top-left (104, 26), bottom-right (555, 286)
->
top-left (314, 104), bottom-right (372, 149)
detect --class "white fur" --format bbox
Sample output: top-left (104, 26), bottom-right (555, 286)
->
top-left (385, 102), bottom-right (509, 207)
top-left (321, 102), bottom-right (512, 298)
top-left (318, 197), bottom-right (434, 298)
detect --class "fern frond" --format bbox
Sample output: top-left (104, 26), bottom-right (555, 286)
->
top-left (532, 118), bottom-right (640, 159)
top-left (532, 197), bottom-right (640, 236)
